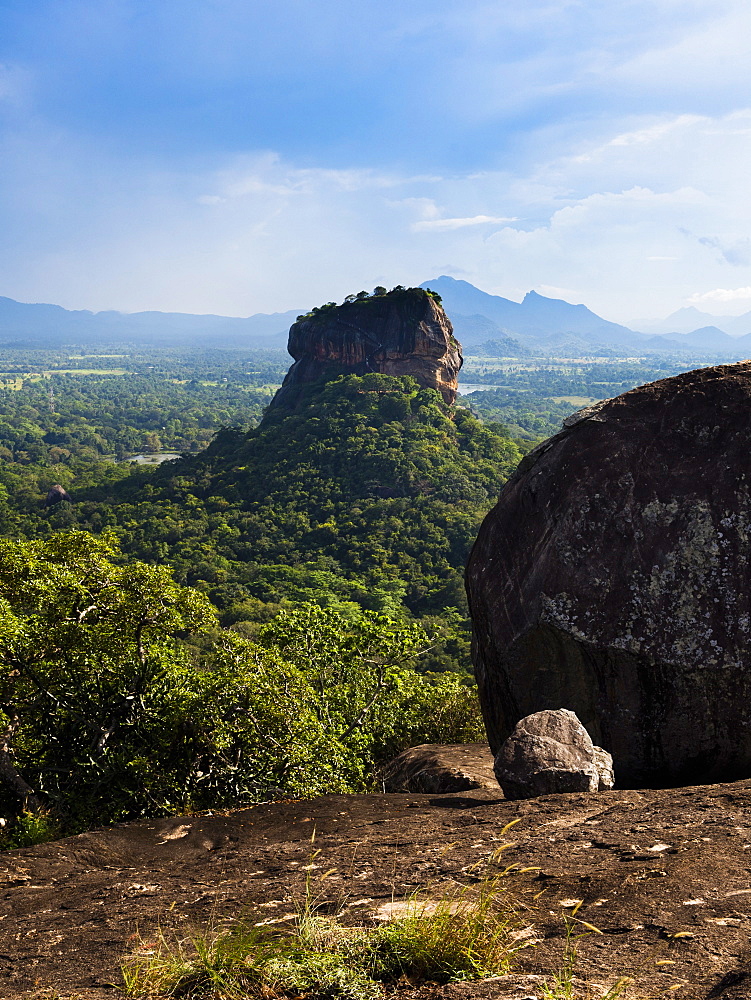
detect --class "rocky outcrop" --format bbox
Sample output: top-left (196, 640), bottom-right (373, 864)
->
top-left (466, 361), bottom-right (751, 787)
top-left (382, 743), bottom-right (498, 793)
top-left (494, 709), bottom-right (614, 799)
top-left (45, 484), bottom-right (71, 506)
top-left (268, 288), bottom-right (462, 411)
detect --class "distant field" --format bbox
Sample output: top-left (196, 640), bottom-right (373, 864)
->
top-left (0, 369), bottom-right (128, 388)
top-left (47, 368), bottom-right (127, 375)
top-left (550, 395), bottom-right (598, 405)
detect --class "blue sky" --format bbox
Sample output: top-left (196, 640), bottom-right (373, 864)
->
top-left (1, 0), bottom-right (751, 321)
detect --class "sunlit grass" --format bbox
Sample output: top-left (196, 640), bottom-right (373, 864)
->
top-left (122, 842), bottom-right (526, 999)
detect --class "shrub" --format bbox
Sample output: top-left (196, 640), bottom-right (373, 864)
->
top-left (0, 535), bottom-right (484, 833)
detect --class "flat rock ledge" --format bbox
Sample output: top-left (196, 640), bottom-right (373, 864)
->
top-left (7, 779), bottom-right (751, 997)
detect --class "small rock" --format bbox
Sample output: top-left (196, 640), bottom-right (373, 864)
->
top-left (494, 709), bottom-right (614, 799)
top-left (382, 743), bottom-right (497, 793)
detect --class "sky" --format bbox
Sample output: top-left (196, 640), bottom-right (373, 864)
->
top-left (1, 0), bottom-right (751, 323)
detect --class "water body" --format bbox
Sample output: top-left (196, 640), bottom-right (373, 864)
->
top-left (458, 383), bottom-right (517, 394)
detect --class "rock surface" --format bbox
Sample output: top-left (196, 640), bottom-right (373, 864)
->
top-left (593, 745), bottom-right (615, 791)
top-left (269, 287), bottom-right (462, 411)
top-left (44, 483), bottom-right (71, 506)
top-left (7, 779), bottom-right (751, 997)
top-left (494, 709), bottom-right (606, 799)
top-left (382, 742), bottom-right (498, 793)
top-left (466, 361), bottom-right (751, 787)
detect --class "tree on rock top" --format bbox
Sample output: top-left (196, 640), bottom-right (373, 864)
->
top-left (275, 286), bottom-right (461, 411)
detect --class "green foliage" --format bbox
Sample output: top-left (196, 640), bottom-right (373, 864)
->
top-left (0, 530), bottom-right (218, 825)
top-left (465, 387), bottom-right (578, 440)
top-left (359, 882), bottom-right (517, 984)
top-left (0, 346), bottom-right (527, 677)
top-left (67, 374), bottom-right (522, 654)
top-left (0, 347), bottom-right (287, 464)
top-left (0, 353), bottom-right (510, 830)
top-left (461, 356), bottom-right (699, 441)
top-left (0, 536), bottom-right (483, 830)
top-left (298, 285), bottom-right (441, 322)
top-left (0, 808), bottom-right (60, 849)
top-left (257, 604), bottom-right (484, 766)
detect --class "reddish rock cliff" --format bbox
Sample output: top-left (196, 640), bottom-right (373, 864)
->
top-left (466, 361), bottom-right (751, 787)
top-left (268, 287), bottom-right (462, 411)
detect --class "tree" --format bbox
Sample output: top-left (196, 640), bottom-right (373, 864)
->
top-left (258, 603), bottom-right (482, 765)
top-left (0, 538), bottom-right (483, 832)
top-left (0, 531), bottom-right (216, 820)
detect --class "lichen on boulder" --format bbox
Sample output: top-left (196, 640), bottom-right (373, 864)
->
top-left (466, 361), bottom-right (751, 788)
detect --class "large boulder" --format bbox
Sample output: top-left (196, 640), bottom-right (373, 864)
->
top-left (268, 287), bottom-right (462, 411)
top-left (494, 709), bottom-right (614, 799)
top-left (466, 362), bottom-right (751, 787)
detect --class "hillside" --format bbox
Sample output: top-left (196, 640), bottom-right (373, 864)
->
top-left (0, 289), bottom-right (518, 841)
top-left (68, 371), bottom-right (521, 649)
top-left (32, 289), bottom-right (522, 668)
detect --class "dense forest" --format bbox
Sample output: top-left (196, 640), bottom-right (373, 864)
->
top-left (24, 372), bottom-right (523, 671)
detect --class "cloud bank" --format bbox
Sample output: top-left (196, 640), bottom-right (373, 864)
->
top-left (1, 1), bottom-right (751, 321)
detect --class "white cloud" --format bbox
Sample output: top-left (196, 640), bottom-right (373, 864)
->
top-left (412, 215), bottom-right (517, 232)
top-left (606, 115), bottom-right (704, 148)
top-left (688, 288), bottom-right (751, 305)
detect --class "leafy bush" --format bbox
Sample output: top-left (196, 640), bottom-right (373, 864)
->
top-left (0, 808), bottom-right (60, 849)
top-left (0, 532), bottom-right (484, 832)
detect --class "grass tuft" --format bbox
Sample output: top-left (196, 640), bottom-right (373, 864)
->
top-left (360, 876), bottom-right (518, 984)
top-left (122, 870), bottom-right (522, 999)
top-left (0, 809), bottom-right (61, 850)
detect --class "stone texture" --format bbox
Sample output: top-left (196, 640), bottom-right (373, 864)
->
top-left (465, 361), bottom-right (751, 787)
top-left (45, 483), bottom-right (71, 506)
top-left (382, 742), bottom-right (498, 793)
top-left (593, 745), bottom-right (615, 791)
top-left (11, 779), bottom-right (751, 996)
top-left (268, 287), bottom-right (462, 411)
top-left (493, 709), bottom-right (601, 799)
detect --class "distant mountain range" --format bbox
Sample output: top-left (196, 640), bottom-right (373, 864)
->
top-left (2, 280), bottom-right (751, 358)
top-left (420, 277), bottom-right (751, 358)
top-left (0, 296), bottom-right (300, 347)
top-left (632, 306), bottom-right (751, 337)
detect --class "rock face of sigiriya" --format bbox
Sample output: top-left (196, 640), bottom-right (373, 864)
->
top-left (268, 287), bottom-right (462, 412)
